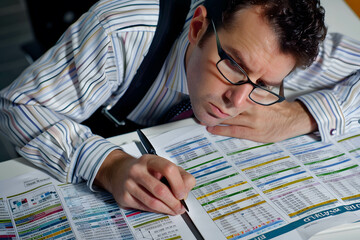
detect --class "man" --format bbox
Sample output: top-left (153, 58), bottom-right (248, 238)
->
top-left (1, 0), bottom-right (359, 216)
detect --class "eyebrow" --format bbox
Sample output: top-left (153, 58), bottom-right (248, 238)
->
top-left (224, 46), bottom-right (279, 86)
top-left (227, 47), bottom-right (252, 73)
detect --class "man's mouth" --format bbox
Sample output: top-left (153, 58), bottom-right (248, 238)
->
top-left (209, 103), bottom-right (230, 119)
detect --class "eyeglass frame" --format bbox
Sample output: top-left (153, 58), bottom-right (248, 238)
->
top-left (211, 20), bottom-right (285, 106)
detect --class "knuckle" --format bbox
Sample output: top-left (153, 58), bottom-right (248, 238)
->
top-left (146, 197), bottom-right (161, 210)
top-left (153, 183), bottom-right (168, 198)
top-left (128, 163), bottom-right (142, 178)
top-left (123, 179), bottom-right (133, 192)
top-left (162, 162), bottom-right (177, 176)
top-left (116, 192), bottom-right (131, 208)
top-left (122, 195), bottom-right (131, 207)
top-left (139, 154), bottom-right (152, 162)
top-left (117, 181), bottom-right (134, 205)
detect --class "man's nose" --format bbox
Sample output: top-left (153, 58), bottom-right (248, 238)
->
top-left (224, 83), bottom-right (253, 108)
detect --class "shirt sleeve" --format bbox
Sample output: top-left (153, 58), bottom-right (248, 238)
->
top-left (0, 8), bottom-right (122, 190)
top-left (285, 33), bottom-right (360, 142)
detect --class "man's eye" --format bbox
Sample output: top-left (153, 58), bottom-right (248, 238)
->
top-left (257, 80), bottom-right (273, 90)
top-left (225, 59), bottom-right (240, 72)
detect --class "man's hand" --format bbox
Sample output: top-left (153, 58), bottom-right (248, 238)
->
top-left (94, 149), bottom-right (196, 215)
top-left (206, 100), bottom-right (318, 143)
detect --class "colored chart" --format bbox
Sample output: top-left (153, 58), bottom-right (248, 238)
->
top-left (59, 183), bottom-right (133, 239)
top-left (165, 133), bottom-right (285, 239)
top-left (7, 184), bottom-right (75, 239)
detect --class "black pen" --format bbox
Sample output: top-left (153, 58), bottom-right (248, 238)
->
top-left (136, 129), bottom-right (189, 212)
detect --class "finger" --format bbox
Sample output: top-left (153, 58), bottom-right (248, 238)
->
top-left (178, 167), bottom-right (196, 194)
top-left (120, 192), bottom-right (157, 213)
top-left (136, 164), bottom-right (185, 214)
top-left (148, 157), bottom-right (187, 201)
top-left (206, 124), bottom-right (255, 139)
top-left (220, 113), bottom-right (252, 126)
top-left (152, 171), bottom-right (162, 180)
top-left (123, 178), bottom-right (180, 215)
top-left (128, 192), bottom-right (176, 215)
top-left (115, 180), bottom-right (161, 213)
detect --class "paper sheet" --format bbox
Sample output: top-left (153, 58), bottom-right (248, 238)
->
top-left (2, 125), bottom-right (360, 239)
top-left (0, 142), bottom-right (197, 239)
top-left (150, 124), bottom-right (360, 239)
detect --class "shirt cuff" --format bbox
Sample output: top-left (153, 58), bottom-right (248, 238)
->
top-left (297, 90), bottom-right (345, 142)
top-left (69, 135), bottom-right (121, 191)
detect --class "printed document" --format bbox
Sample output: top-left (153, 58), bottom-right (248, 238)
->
top-left (1, 123), bottom-right (360, 239)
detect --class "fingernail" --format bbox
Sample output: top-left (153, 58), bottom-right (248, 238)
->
top-left (177, 192), bottom-right (185, 200)
top-left (177, 205), bottom-right (185, 214)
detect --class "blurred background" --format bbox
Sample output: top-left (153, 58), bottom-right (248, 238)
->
top-left (0, 0), bottom-right (359, 162)
top-left (0, 0), bottom-right (97, 161)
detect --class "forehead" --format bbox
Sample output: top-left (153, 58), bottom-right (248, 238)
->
top-left (218, 6), bottom-right (296, 84)
top-left (224, 6), bottom-right (280, 56)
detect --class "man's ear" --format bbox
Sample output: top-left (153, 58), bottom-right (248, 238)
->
top-left (188, 5), bottom-right (209, 45)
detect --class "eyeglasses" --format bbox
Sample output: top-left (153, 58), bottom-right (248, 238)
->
top-left (211, 20), bottom-right (285, 106)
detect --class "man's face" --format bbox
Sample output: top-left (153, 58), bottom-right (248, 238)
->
top-left (185, 6), bottom-right (296, 127)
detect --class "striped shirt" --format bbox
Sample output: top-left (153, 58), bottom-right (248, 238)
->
top-left (0, 0), bottom-right (359, 189)
top-left (285, 33), bottom-right (360, 142)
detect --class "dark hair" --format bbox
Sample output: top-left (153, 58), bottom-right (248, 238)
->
top-left (202, 0), bottom-right (327, 67)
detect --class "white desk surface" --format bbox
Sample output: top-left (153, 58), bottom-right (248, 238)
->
top-left (1, 0), bottom-right (360, 239)
top-left (322, 0), bottom-right (360, 40)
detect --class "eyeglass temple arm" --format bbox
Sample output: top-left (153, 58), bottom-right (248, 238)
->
top-left (211, 20), bottom-right (222, 56)
top-left (280, 81), bottom-right (285, 97)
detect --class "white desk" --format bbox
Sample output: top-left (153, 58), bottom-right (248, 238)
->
top-left (1, 0), bottom-right (360, 239)
top-left (322, 0), bottom-right (360, 40)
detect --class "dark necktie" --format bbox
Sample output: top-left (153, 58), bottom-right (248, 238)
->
top-left (163, 98), bottom-right (193, 123)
